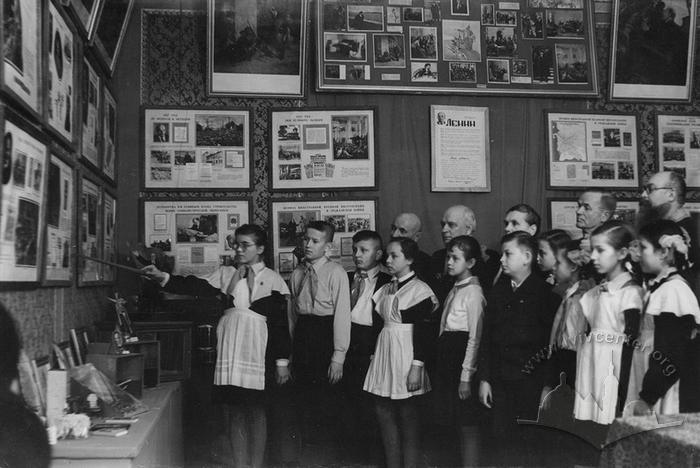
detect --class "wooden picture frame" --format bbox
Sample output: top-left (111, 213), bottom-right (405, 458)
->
top-left (316, 0), bottom-right (599, 96)
top-left (102, 188), bottom-right (117, 282)
top-left (269, 107), bottom-right (377, 191)
top-left (2, 0), bottom-right (43, 117)
top-left (0, 107), bottom-right (48, 283)
top-left (81, 55), bottom-right (102, 170)
top-left (141, 197), bottom-right (252, 277)
top-left (91, 0), bottom-right (135, 74)
top-left (142, 107), bottom-right (252, 190)
top-left (609, 0), bottom-right (697, 102)
top-left (44, 0), bottom-right (79, 149)
top-left (42, 147), bottom-right (76, 286)
top-left (77, 170), bottom-right (103, 286)
top-left (269, 198), bottom-right (378, 275)
top-left (547, 197), bottom-right (640, 238)
top-left (655, 113), bottom-right (700, 188)
top-left (430, 105), bottom-right (490, 192)
top-left (102, 86), bottom-right (117, 182)
top-left (545, 110), bottom-right (641, 190)
top-left (62, 0), bottom-right (104, 40)
top-left (207, 0), bottom-right (310, 97)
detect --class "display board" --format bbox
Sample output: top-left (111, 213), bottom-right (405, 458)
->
top-left (43, 152), bottom-right (74, 285)
top-left (656, 114), bottom-right (700, 188)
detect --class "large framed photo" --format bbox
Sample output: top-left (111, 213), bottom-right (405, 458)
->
top-left (207, 0), bottom-right (310, 98)
top-left (102, 190), bottom-right (116, 282)
top-left (430, 105), bottom-right (490, 192)
top-left (42, 150), bottom-right (75, 286)
top-left (610, 0), bottom-right (697, 102)
top-left (546, 111), bottom-right (640, 189)
top-left (316, 0), bottom-right (599, 96)
top-left (270, 198), bottom-right (377, 275)
top-left (62, 0), bottom-right (104, 39)
top-left (45, 0), bottom-right (79, 148)
top-left (81, 57), bottom-right (101, 169)
top-left (2, 0), bottom-right (42, 116)
top-left (270, 108), bottom-right (376, 191)
top-left (143, 108), bottom-right (252, 190)
top-left (656, 114), bottom-right (700, 188)
top-left (102, 87), bottom-right (116, 181)
top-left (0, 111), bottom-right (48, 283)
top-left (548, 197), bottom-right (640, 239)
top-left (77, 172), bottom-right (103, 286)
top-left (142, 198), bottom-right (251, 277)
top-left (91, 0), bottom-right (135, 74)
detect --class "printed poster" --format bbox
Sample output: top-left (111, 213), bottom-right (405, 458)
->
top-left (657, 114), bottom-right (700, 188)
top-left (3, 0), bottom-right (41, 112)
top-left (82, 59), bottom-right (100, 167)
top-left (47, 3), bottom-right (75, 143)
top-left (79, 178), bottom-right (101, 283)
top-left (44, 155), bottom-right (73, 282)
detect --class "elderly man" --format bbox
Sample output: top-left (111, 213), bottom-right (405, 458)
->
top-left (576, 190), bottom-right (616, 244)
top-left (390, 212), bottom-right (431, 280)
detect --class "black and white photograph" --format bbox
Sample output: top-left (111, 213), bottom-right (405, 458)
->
top-left (174, 150), bottom-right (196, 165)
top-left (442, 21), bottom-right (481, 61)
top-left (604, 128), bottom-right (621, 147)
top-left (278, 125), bottom-right (301, 140)
top-left (373, 34), bottom-right (406, 68)
top-left (347, 5), bottom-right (384, 31)
top-left (495, 10), bottom-right (517, 26)
top-left (451, 0), bottom-right (469, 15)
top-left (278, 252), bottom-right (296, 273)
top-left (324, 33), bottom-right (367, 61)
top-left (278, 210), bottom-right (320, 247)
top-left (195, 114), bottom-right (245, 147)
top-left (13, 152), bottom-right (27, 188)
top-left (411, 62), bottom-right (439, 81)
top-left (487, 59), bottom-right (510, 83)
top-left (403, 7), bottom-right (424, 22)
top-left (618, 161), bottom-right (635, 179)
top-left (325, 64), bottom-right (342, 79)
top-left (546, 9), bottom-right (584, 38)
top-left (202, 150), bottom-right (225, 166)
top-left (663, 146), bottom-right (686, 161)
top-left (481, 4), bottom-right (495, 25)
top-left (532, 46), bottom-right (554, 83)
top-left (150, 150), bottom-right (172, 165)
top-left (691, 131), bottom-right (700, 148)
top-left (522, 12), bottom-right (544, 39)
top-left (410, 27), bottom-right (438, 60)
top-left (623, 131), bottom-right (632, 146)
top-left (592, 161), bottom-right (615, 179)
top-left (512, 58), bottom-right (529, 76)
top-left (15, 199), bottom-right (40, 267)
top-left (449, 62), bottom-right (477, 82)
top-left (278, 144), bottom-right (301, 160)
top-left (486, 27), bottom-right (517, 57)
top-left (332, 115), bottom-right (370, 159)
top-left (324, 215), bottom-right (347, 233)
top-left (150, 166), bottom-right (172, 181)
top-left (3, 0), bottom-right (41, 113)
top-left (323, 2), bottom-right (346, 30)
top-left (555, 43), bottom-right (588, 83)
top-left (175, 214), bottom-right (219, 243)
top-left (529, 0), bottom-right (583, 6)
top-left (346, 65), bottom-right (368, 81)
top-left (348, 216), bottom-right (371, 231)
top-left (153, 123), bottom-right (170, 143)
top-left (279, 164), bottom-right (302, 180)
top-left (387, 6), bottom-right (402, 24)
top-left (424, 0), bottom-right (441, 23)
top-left (662, 128), bottom-right (685, 144)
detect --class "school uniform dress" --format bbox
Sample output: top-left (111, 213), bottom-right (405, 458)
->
top-left (627, 269), bottom-right (700, 414)
top-left (434, 276), bottom-right (485, 425)
top-left (363, 272), bottom-right (438, 399)
top-left (574, 272), bottom-right (642, 425)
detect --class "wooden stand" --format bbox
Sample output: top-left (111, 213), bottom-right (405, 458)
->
top-left (86, 352), bottom-right (145, 398)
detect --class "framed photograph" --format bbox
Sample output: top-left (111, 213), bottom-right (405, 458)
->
top-left (655, 114), bottom-right (700, 188)
top-left (102, 87), bottom-right (117, 182)
top-left (545, 111), bottom-right (640, 190)
top-left (270, 198), bottom-right (377, 274)
top-left (548, 198), bottom-right (639, 239)
top-left (610, 0), bottom-right (697, 102)
top-left (142, 198), bottom-right (251, 277)
top-left (102, 190), bottom-right (116, 282)
top-left (77, 172), bottom-right (103, 286)
top-left (431, 105), bottom-right (490, 192)
top-left (269, 108), bottom-right (377, 191)
top-left (81, 57), bottom-right (101, 169)
top-left (44, 0), bottom-right (79, 148)
top-left (92, 0), bottom-right (135, 74)
top-left (62, 0), bottom-right (104, 39)
top-left (207, 0), bottom-right (310, 98)
top-left (0, 110), bottom-right (48, 283)
top-left (42, 151), bottom-right (75, 286)
top-left (316, 0), bottom-right (598, 96)
top-left (143, 108), bottom-right (252, 190)
top-left (2, 0), bottom-right (42, 116)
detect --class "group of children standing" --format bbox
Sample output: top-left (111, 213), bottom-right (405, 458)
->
top-left (142, 214), bottom-right (700, 467)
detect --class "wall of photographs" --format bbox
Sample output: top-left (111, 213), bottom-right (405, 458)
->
top-left (0, 0), bottom-right (132, 360)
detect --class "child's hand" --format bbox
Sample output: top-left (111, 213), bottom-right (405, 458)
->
top-left (276, 365), bottom-right (290, 385)
top-left (458, 382), bottom-right (471, 400)
top-left (406, 365), bottom-right (422, 392)
top-left (479, 381), bottom-right (493, 408)
top-left (327, 361), bottom-right (343, 384)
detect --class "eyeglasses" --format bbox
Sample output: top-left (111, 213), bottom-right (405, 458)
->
top-left (642, 184), bottom-right (674, 193)
top-left (233, 242), bottom-right (257, 250)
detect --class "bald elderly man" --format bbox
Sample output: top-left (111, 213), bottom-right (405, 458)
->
top-left (390, 212), bottom-right (431, 280)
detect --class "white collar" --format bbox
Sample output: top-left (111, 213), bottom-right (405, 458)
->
top-left (396, 271), bottom-right (415, 283)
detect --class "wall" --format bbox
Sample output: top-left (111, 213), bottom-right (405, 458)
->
top-left (115, 0), bottom-right (700, 297)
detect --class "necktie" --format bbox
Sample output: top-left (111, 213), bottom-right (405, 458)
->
top-left (239, 264), bottom-right (256, 295)
top-left (350, 271), bottom-right (368, 309)
top-left (301, 264), bottom-right (318, 306)
top-left (388, 278), bottom-right (399, 295)
top-left (439, 280), bottom-right (471, 334)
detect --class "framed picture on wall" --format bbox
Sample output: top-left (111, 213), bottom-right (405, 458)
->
top-left (207, 0), bottom-right (310, 97)
top-left (62, 0), bottom-right (104, 39)
top-left (545, 111), bottom-right (641, 190)
top-left (269, 198), bottom-right (377, 275)
top-left (81, 56), bottom-right (101, 169)
top-left (430, 105), bottom-right (490, 192)
top-left (609, 0), bottom-right (697, 102)
top-left (0, 109), bottom-right (48, 283)
top-left (42, 149), bottom-right (75, 286)
top-left (547, 197), bottom-right (639, 239)
top-left (102, 189), bottom-right (116, 282)
top-left (92, 0), bottom-right (135, 74)
top-left (2, 0), bottom-right (43, 117)
top-left (655, 114), bottom-right (700, 188)
top-left (142, 108), bottom-right (252, 190)
top-left (45, 0), bottom-right (79, 148)
top-left (77, 171), bottom-right (103, 286)
top-left (142, 198), bottom-right (251, 277)
top-left (102, 87), bottom-right (117, 182)
top-left (269, 108), bottom-right (377, 191)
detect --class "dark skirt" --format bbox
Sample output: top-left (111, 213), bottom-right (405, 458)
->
top-left (434, 331), bottom-right (480, 426)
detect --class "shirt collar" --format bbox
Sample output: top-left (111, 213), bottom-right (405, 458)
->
top-left (564, 280), bottom-right (580, 300)
top-left (601, 271), bottom-right (632, 292)
top-left (455, 276), bottom-right (479, 287)
top-left (396, 271), bottom-right (415, 283)
top-left (361, 266), bottom-right (380, 279)
top-left (510, 273), bottom-right (530, 291)
top-left (648, 267), bottom-right (677, 288)
top-left (249, 262), bottom-right (265, 274)
top-left (309, 256), bottom-right (329, 271)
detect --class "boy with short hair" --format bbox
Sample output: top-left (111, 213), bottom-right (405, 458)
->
top-left (289, 220), bottom-right (351, 444)
top-left (478, 231), bottom-right (560, 466)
